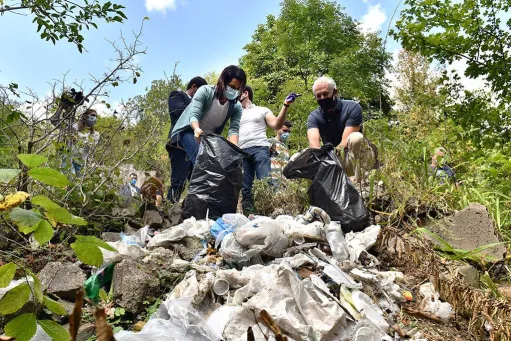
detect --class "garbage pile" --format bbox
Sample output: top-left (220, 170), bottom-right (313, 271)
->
top-left (93, 206), bottom-right (452, 341)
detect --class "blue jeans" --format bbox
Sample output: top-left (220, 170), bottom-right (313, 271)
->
top-left (166, 142), bottom-right (193, 202)
top-left (241, 146), bottom-right (271, 212)
top-left (176, 129), bottom-right (200, 164)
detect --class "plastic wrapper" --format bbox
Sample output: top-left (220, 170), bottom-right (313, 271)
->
top-left (345, 225), bottom-right (381, 261)
top-left (115, 297), bottom-right (219, 341)
top-left (419, 282), bottom-right (453, 320)
top-left (234, 218), bottom-right (288, 258)
top-left (324, 222), bottom-right (349, 261)
top-left (183, 134), bottom-right (247, 220)
top-left (223, 263), bottom-right (346, 341)
top-left (219, 233), bottom-right (260, 264)
top-left (167, 270), bottom-right (215, 305)
top-left (283, 145), bottom-right (368, 232)
top-left (147, 218), bottom-right (210, 250)
top-left (211, 214), bottom-right (249, 248)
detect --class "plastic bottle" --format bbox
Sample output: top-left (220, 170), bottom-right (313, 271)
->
top-left (325, 221), bottom-right (349, 261)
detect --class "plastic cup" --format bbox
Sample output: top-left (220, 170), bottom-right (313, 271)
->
top-left (213, 279), bottom-right (229, 296)
top-left (293, 235), bottom-right (305, 245)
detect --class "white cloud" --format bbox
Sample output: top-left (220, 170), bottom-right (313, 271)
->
top-left (145, 0), bottom-right (176, 13)
top-left (360, 3), bottom-right (387, 33)
top-left (447, 59), bottom-right (487, 92)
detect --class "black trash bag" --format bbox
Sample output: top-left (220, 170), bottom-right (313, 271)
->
top-left (283, 144), bottom-right (368, 233)
top-left (183, 133), bottom-right (247, 220)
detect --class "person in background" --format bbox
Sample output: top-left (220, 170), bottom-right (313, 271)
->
top-left (129, 173), bottom-right (140, 196)
top-left (268, 120), bottom-right (293, 186)
top-left (140, 171), bottom-right (164, 207)
top-left (166, 76), bottom-right (208, 203)
top-left (69, 109), bottom-right (100, 174)
top-left (430, 147), bottom-right (460, 187)
top-left (171, 65), bottom-right (247, 163)
top-left (307, 76), bottom-right (374, 182)
top-left (238, 87), bottom-right (299, 211)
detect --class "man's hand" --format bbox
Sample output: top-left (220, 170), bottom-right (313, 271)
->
top-left (335, 144), bottom-right (348, 159)
top-left (284, 92), bottom-right (301, 105)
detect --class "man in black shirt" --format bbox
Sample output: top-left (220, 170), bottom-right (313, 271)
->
top-left (166, 76), bottom-right (207, 203)
top-left (307, 76), bottom-right (372, 182)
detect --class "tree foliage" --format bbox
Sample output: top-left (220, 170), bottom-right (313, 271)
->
top-left (0, 0), bottom-right (127, 52)
top-left (240, 0), bottom-right (390, 107)
top-left (393, 0), bottom-right (511, 103)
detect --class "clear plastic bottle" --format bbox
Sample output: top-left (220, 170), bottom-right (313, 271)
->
top-left (325, 221), bottom-right (349, 261)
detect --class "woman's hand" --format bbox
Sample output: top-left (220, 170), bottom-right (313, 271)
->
top-left (194, 127), bottom-right (204, 141)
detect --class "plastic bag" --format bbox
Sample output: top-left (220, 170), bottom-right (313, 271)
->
top-left (183, 134), bottom-right (247, 220)
top-left (283, 145), bottom-right (368, 233)
top-left (115, 297), bottom-right (219, 341)
top-left (234, 218), bottom-right (288, 258)
top-left (84, 263), bottom-right (115, 302)
top-left (219, 233), bottom-right (259, 264)
top-left (210, 214), bottom-right (249, 248)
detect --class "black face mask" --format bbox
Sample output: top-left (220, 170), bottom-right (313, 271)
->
top-left (317, 97), bottom-right (336, 112)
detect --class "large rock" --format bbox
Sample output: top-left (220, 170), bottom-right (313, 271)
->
top-left (428, 204), bottom-right (506, 260)
top-left (101, 232), bottom-right (121, 242)
top-left (113, 259), bottom-right (160, 314)
top-left (143, 210), bottom-right (163, 229)
top-left (39, 262), bottom-right (86, 300)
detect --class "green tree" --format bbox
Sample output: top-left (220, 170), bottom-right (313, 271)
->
top-left (0, 0), bottom-right (127, 52)
top-left (392, 0), bottom-right (511, 103)
top-left (240, 0), bottom-right (390, 113)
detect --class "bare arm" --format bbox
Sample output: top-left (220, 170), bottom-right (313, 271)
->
top-left (339, 126), bottom-right (360, 149)
top-left (308, 128), bottom-right (321, 148)
top-left (265, 105), bottom-right (288, 130)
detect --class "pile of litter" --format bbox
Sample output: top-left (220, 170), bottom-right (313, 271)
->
top-left (100, 207), bottom-right (452, 341)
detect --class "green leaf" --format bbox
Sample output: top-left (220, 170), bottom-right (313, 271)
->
top-left (38, 320), bottom-right (70, 341)
top-left (10, 207), bottom-right (44, 232)
top-left (75, 235), bottom-right (117, 252)
top-left (34, 219), bottom-right (54, 245)
top-left (0, 263), bottom-right (17, 288)
top-left (31, 272), bottom-right (44, 303)
top-left (4, 313), bottom-right (37, 341)
top-left (71, 242), bottom-right (103, 267)
top-left (71, 235), bottom-right (117, 267)
top-left (44, 296), bottom-right (68, 316)
top-left (17, 154), bottom-right (48, 168)
top-left (31, 196), bottom-right (87, 226)
top-left (0, 169), bottom-right (21, 183)
top-left (99, 288), bottom-right (108, 302)
top-left (28, 167), bottom-right (70, 188)
top-left (0, 283), bottom-right (31, 314)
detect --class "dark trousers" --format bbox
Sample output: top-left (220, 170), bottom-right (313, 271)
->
top-left (166, 141), bottom-right (193, 203)
top-left (241, 146), bottom-right (271, 212)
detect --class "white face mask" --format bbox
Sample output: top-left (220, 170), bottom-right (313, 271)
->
top-left (224, 86), bottom-right (239, 100)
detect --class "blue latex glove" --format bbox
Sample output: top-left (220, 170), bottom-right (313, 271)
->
top-left (284, 92), bottom-right (301, 105)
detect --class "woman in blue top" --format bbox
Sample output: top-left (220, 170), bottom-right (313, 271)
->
top-left (171, 65), bottom-right (246, 163)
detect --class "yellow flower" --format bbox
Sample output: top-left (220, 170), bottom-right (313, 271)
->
top-left (0, 191), bottom-right (30, 211)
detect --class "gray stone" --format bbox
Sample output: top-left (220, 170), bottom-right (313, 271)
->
top-left (39, 262), bottom-right (86, 300)
top-left (113, 259), bottom-right (160, 314)
top-left (457, 265), bottom-right (480, 288)
top-left (61, 322), bottom-right (95, 341)
top-left (101, 232), bottom-right (121, 242)
top-left (176, 236), bottom-right (204, 261)
top-left (166, 203), bottom-right (184, 227)
top-left (428, 203), bottom-right (506, 261)
top-left (143, 210), bottom-right (163, 229)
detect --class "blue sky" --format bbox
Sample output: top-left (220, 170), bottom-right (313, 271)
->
top-left (0, 0), bottom-right (402, 113)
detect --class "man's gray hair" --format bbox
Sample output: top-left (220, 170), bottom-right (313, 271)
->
top-left (312, 76), bottom-right (336, 95)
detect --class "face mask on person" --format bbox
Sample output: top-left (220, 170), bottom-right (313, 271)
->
top-left (281, 132), bottom-right (290, 142)
top-left (224, 86), bottom-right (239, 100)
top-left (317, 96), bottom-right (336, 112)
top-left (86, 116), bottom-right (97, 127)
top-left (130, 179), bottom-right (137, 186)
